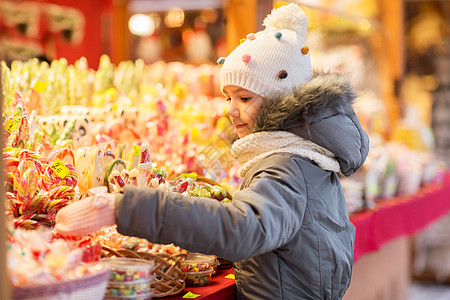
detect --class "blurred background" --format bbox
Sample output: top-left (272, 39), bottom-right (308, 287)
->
top-left (0, 0), bottom-right (449, 299)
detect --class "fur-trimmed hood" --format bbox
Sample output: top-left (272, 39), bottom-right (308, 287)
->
top-left (253, 71), bottom-right (369, 176)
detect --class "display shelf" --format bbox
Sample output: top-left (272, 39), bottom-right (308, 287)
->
top-left (351, 173), bottom-right (450, 262)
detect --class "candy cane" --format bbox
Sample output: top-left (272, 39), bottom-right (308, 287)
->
top-left (14, 216), bottom-right (40, 230)
top-left (18, 149), bottom-right (43, 174)
top-left (41, 163), bottom-right (78, 190)
top-left (48, 186), bottom-right (76, 201)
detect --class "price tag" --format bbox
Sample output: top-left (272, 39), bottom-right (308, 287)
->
top-left (180, 172), bottom-right (197, 180)
top-left (33, 81), bottom-right (47, 93)
top-left (133, 145), bottom-right (140, 156)
top-left (105, 88), bottom-right (116, 100)
top-left (225, 274), bottom-right (235, 279)
top-left (50, 158), bottom-right (70, 179)
top-left (4, 119), bottom-right (14, 133)
top-left (182, 291), bottom-right (201, 299)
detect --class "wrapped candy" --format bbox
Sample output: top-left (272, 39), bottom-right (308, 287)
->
top-left (74, 148), bottom-right (92, 194)
top-left (137, 143), bottom-right (152, 187)
top-left (127, 144), bottom-right (140, 171)
top-left (7, 226), bottom-right (103, 287)
top-left (146, 168), bottom-right (167, 187)
top-left (128, 169), bottom-right (139, 186)
top-left (91, 149), bottom-right (104, 188)
top-left (108, 169), bottom-right (126, 193)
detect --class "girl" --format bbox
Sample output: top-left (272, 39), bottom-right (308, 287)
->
top-left (56, 4), bottom-right (369, 299)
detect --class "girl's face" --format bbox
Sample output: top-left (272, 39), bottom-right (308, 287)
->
top-left (224, 85), bottom-right (264, 138)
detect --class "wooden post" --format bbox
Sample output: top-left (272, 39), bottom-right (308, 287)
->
top-left (0, 63), bottom-right (10, 300)
top-left (378, 0), bottom-right (404, 131)
top-left (226, 0), bottom-right (273, 53)
top-left (110, 0), bottom-right (130, 65)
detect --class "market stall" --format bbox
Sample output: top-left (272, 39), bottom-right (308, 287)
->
top-left (1, 0), bottom-right (449, 299)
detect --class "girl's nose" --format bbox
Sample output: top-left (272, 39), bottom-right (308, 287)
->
top-left (226, 100), bottom-right (239, 118)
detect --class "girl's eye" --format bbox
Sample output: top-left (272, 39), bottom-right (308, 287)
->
top-left (241, 97), bottom-right (250, 102)
top-left (226, 98), bottom-right (231, 102)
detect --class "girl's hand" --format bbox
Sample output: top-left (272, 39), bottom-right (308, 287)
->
top-left (55, 187), bottom-right (116, 236)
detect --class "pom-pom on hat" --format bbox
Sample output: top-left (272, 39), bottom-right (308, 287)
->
top-left (220, 4), bottom-right (311, 99)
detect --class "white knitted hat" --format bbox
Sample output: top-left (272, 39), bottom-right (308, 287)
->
top-left (219, 4), bottom-right (312, 99)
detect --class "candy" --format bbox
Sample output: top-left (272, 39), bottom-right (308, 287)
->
top-left (103, 258), bottom-right (153, 283)
top-left (183, 253), bottom-right (218, 273)
top-left (185, 267), bottom-right (214, 287)
top-left (7, 227), bottom-right (104, 287)
top-left (106, 280), bottom-right (152, 296)
top-left (41, 162), bottom-right (78, 190)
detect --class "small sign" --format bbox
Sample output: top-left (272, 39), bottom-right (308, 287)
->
top-left (182, 291), bottom-right (201, 298)
top-left (133, 145), bottom-right (140, 156)
top-left (225, 274), bottom-right (235, 279)
top-left (5, 119), bottom-right (14, 133)
top-left (33, 81), bottom-right (47, 93)
top-left (180, 172), bottom-right (197, 180)
top-left (50, 158), bottom-right (70, 178)
top-left (105, 88), bottom-right (116, 99)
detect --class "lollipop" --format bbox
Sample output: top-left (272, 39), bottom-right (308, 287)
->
top-left (47, 148), bottom-right (76, 167)
top-left (14, 160), bottom-right (40, 214)
top-left (18, 149), bottom-right (44, 174)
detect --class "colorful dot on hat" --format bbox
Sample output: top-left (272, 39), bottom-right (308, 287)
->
top-left (278, 70), bottom-right (288, 79)
top-left (240, 38), bottom-right (247, 44)
top-left (274, 32), bottom-right (282, 40)
top-left (217, 57), bottom-right (226, 65)
top-left (246, 33), bottom-right (256, 40)
top-left (242, 54), bottom-right (251, 64)
top-left (301, 46), bottom-right (309, 55)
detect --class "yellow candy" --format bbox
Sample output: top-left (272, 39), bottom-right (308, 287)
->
top-left (46, 254), bottom-right (67, 269)
top-left (191, 127), bottom-right (199, 139)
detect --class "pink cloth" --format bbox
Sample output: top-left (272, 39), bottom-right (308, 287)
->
top-left (351, 174), bottom-right (450, 262)
top-left (165, 268), bottom-right (235, 300)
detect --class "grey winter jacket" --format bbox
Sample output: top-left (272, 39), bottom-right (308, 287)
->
top-left (114, 72), bottom-right (369, 299)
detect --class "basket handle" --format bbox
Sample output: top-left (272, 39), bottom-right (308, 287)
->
top-left (194, 176), bottom-right (234, 200)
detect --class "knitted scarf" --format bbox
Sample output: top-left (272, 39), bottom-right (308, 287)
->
top-left (231, 131), bottom-right (340, 177)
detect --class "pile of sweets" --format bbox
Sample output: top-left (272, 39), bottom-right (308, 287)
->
top-left (1, 56), bottom-right (222, 117)
top-left (2, 56), bottom-right (241, 186)
top-left (151, 172), bottom-right (232, 203)
top-left (3, 105), bottom-right (79, 229)
top-left (7, 223), bottom-right (102, 287)
top-left (93, 225), bottom-right (187, 256)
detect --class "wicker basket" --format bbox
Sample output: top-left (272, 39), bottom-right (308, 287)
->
top-left (11, 262), bottom-right (110, 300)
top-left (101, 245), bottom-right (187, 298)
